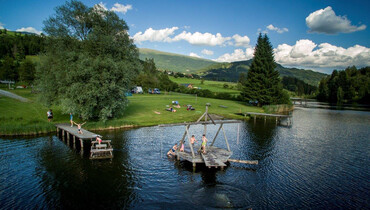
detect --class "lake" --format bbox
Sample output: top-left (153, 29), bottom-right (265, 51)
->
top-left (0, 107), bottom-right (369, 209)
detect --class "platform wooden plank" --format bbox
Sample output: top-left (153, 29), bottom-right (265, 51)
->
top-left (56, 124), bottom-right (98, 140)
top-left (201, 152), bottom-right (227, 167)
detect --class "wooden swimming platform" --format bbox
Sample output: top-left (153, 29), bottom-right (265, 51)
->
top-left (244, 112), bottom-right (292, 126)
top-left (55, 124), bottom-right (113, 159)
top-left (167, 104), bottom-right (257, 170)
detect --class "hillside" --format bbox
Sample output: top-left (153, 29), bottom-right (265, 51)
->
top-left (139, 48), bottom-right (217, 73)
top-left (200, 60), bottom-right (327, 86)
top-left (139, 48), bottom-right (326, 86)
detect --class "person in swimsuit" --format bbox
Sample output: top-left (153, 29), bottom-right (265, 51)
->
top-left (70, 113), bottom-right (73, 127)
top-left (180, 141), bottom-right (185, 152)
top-left (167, 144), bottom-right (178, 157)
top-left (96, 135), bottom-right (102, 144)
top-left (201, 134), bottom-right (208, 154)
top-left (73, 121), bottom-right (86, 134)
top-left (190, 135), bottom-right (197, 145)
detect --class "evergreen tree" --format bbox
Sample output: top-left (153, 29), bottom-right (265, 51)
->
top-left (240, 33), bottom-right (288, 106)
top-left (35, 0), bottom-right (141, 120)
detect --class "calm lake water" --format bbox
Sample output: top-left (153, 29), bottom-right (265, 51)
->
top-left (0, 107), bottom-right (369, 209)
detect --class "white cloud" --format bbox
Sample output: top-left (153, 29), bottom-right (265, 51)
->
top-left (132, 27), bottom-right (179, 44)
top-left (172, 31), bottom-right (231, 46)
top-left (306, 6), bottom-right (366, 34)
top-left (0, 22), bottom-right (5, 29)
top-left (111, 3), bottom-right (132, 14)
top-left (232, 34), bottom-right (250, 47)
top-left (16, 27), bottom-right (42, 35)
top-left (189, 52), bottom-right (201, 58)
top-left (274, 39), bottom-right (370, 69)
top-left (214, 48), bottom-right (254, 62)
top-left (201, 49), bottom-right (214, 55)
top-left (94, 2), bottom-right (108, 11)
top-left (266, 24), bottom-right (289, 34)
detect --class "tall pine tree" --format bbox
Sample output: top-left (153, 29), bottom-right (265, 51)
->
top-left (241, 33), bottom-right (288, 106)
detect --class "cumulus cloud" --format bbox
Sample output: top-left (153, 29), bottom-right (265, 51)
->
top-left (16, 27), bottom-right (42, 35)
top-left (133, 27), bottom-right (179, 44)
top-left (189, 53), bottom-right (201, 58)
top-left (172, 31), bottom-right (231, 46)
top-left (93, 2), bottom-right (132, 14)
top-left (266, 24), bottom-right (289, 34)
top-left (274, 39), bottom-right (370, 69)
top-left (132, 27), bottom-right (251, 47)
top-left (201, 49), bottom-right (214, 55)
top-left (232, 34), bottom-right (250, 47)
top-left (306, 6), bottom-right (366, 34)
top-left (0, 22), bottom-right (5, 29)
top-left (214, 48), bottom-right (254, 62)
top-left (111, 3), bottom-right (132, 14)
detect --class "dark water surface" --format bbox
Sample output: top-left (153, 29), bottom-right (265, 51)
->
top-left (1, 107), bottom-right (369, 209)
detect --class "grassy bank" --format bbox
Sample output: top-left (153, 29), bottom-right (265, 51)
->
top-left (0, 89), bottom-right (263, 136)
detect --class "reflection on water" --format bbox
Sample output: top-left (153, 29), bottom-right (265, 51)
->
top-left (0, 107), bottom-right (369, 209)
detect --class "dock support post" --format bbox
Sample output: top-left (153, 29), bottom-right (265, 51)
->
top-left (264, 116), bottom-right (267, 123)
top-left (73, 136), bottom-right (76, 149)
top-left (62, 130), bottom-right (65, 140)
top-left (66, 132), bottom-right (70, 146)
top-left (80, 139), bottom-right (84, 155)
top-left (254, 116), bottom-right (256, 124)
top-left (193, 162), bottom-right (196, 171)
top-left (276, 117), bottom-right (278, 125)
top-left (56, 127), bottom-right (59, 137)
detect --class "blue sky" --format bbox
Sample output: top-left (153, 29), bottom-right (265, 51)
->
top-left (0, 0), bottom-right (369, 73)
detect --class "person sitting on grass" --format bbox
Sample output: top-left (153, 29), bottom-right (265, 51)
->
top-left (166, 106), bottom-right (177, 112)
top-left (167, 144), bottom-right (178, 157)
top-left (73, 121), bottom-right (86, 134)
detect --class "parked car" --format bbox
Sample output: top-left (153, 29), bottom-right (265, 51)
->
top-left (148, 88), bottom-right (160, 94)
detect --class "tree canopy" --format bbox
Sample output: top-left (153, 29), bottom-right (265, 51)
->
top-left (240, 33), bottom-right (289, 106)
top-left (35, 0), bottom-right (141, 120)
top-left (317, 66), bottom-right (370, 104)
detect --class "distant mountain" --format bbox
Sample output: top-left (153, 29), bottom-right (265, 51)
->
top-left (200, 60), bottom-right (327, 86)
top-left (139, 48), bottom-right (327, 86)
top-left (139, 48), bottom-right (217, 73)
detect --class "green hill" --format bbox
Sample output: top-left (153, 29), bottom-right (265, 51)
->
top-left (200, 60), bottom-right (327, 86)
top-left (139, 48), bottom-right (326, 86)
top-left (139, 48), bottom-right (217, 73)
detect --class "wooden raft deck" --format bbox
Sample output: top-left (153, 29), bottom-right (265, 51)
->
top-left (175, 146), bottom-right (232, 168)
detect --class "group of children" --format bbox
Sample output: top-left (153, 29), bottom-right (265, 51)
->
top-left (167, 134), bottom-right (208, 157)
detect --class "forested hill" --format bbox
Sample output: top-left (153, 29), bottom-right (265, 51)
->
top-left (200, 60), bottom-right (327, 86)
top-left (139, 48), bottom-right (217, 73)
top-left (139, 48), bottom-right (326, 86)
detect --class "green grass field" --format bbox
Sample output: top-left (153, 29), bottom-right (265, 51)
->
top-left (169, 76), bottom-right (240, 94)
top-left (0, 89), bottom-right (263, 135)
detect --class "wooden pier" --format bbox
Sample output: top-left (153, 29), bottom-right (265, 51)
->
top-left (244, 112), bottom-right (292, 126)
top-left (55, 124), bottom-right (113, 159)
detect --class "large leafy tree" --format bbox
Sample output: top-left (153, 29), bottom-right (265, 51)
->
top-left (35, 0), bottom-right (141, 120)
top-left (240, 33), bottom-right (288, 106)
